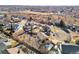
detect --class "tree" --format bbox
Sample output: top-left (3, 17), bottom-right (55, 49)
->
top-left (4, 14), bottom-right (7, 18)
top-left (60, 20), bottom-right (65, 27)
top-left (0, 23), bottom-right (4, 30)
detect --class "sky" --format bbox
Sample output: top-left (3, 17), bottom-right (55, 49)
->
top-left (0, 0), bottom-right (79, 5)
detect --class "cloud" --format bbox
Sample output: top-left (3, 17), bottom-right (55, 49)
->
top-left (0, 0), bottom-right (79, 5)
